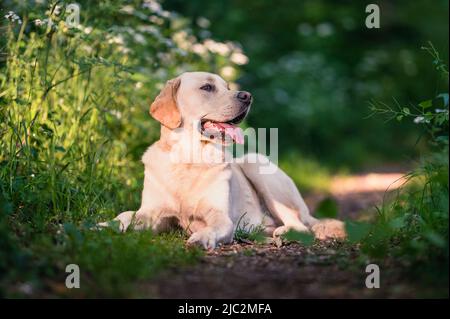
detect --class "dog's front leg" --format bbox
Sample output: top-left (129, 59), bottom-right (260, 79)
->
top-left (97, 210), bottom-right (135, 232)
top-left (187, 207), bottom-right (234, 250)
top-left (98, 208), bottom-right (177, 233)
top-left (133, 208), bottom-right (179, 234)
top-left (99, 170), bottom-right (179, 233)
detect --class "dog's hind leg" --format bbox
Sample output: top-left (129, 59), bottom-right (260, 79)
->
top-left (238, 153), bottom-right (346, 240)
top-left (238, 154), bottom-right (316, 237)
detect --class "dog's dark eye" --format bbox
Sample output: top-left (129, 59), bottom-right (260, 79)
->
top-left (200, 84), bottom-right (214, 92)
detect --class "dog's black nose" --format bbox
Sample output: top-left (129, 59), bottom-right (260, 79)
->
top-left (237, 91), bottom-right (252, 103)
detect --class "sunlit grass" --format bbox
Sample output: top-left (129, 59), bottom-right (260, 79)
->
top-left (0, 1), bottom-right (240, 297)
top-left (279, 152), bottom-right (334, 193)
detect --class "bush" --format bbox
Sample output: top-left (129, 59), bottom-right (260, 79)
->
top-left (356, 44), bottom-right (449, 294)
top-left (0, 0), bottom-right (243, 296)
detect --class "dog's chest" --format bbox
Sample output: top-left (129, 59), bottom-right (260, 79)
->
top-left (169, 163), bottom-right (231, 196)
top-left (143, 142), bottom-right (232, 213)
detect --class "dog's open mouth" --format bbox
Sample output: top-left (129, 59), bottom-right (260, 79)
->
top-left (200, 111), bottom-right (247, 144)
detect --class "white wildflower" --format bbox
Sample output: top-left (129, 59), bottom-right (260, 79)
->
top-left (110, 110), bottom-right (122, 120)
top-left (148, 15), bottom-right (164, 25)
top-left (192, 43), bottom-right (208, 56)
top-left (118, 46), bottom-right (131, 54)
top-left (138, 25), bottom-right (160, 36)
top-left (4, 11), bottom-right (22, 24)
top-left (120, 5), bottom-right (135, 14)
top-left (204, 39), bottom-right (230, 56)
top-left (143, 0), bottom-right (162, 14)
top-left (435, 109), bottom-right (448, 113)
top-left (108, 34), bottom-right (125, 45)
top-left (133, 33), bottom-right (147, 44)
top-left (53, 5), bottom-right (62, 16)
top-left (82, 45), bottom-right (93, 54)
top-left (196, 17), bottom-right (210, 29)
top-left (160, 10), bottom-right (171, 18)
top-left (230, 52), bottom-right (249, 65)
top-left (4, 11), bottom-right (14, 19)
top-left (413, 116), bottom-right (429, 124)
top-left (220, 66), bottom-right (236, 79)
top-left (84, 26), bottom-right (93, 34)
top-left (34, 19), bottom-right (44, 26)
top-left (172, 31), bottom-right (192, 50)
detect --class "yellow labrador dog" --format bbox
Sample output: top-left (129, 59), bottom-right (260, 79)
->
top-left (101, 72), bottom-right (345, 249)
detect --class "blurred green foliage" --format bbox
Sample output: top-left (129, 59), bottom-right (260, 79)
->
top-left (165, 0), bottom-right (449, 169)
top-left (282, 229), bottom-right (315, 246)
top-left (348, 47), bottom-right (448, 293)
top-left (314, 197), bottom-right (338, 219)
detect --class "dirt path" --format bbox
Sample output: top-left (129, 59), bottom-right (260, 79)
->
top-left (144, 173), bottom-right (418, 298)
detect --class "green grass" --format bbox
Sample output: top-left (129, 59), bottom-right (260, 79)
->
top-left (352, 46), bottom-right (449, 296)
top-left (234, 213), bottom-right (267, 243)
top-left (2, 225), bottom-right (202, 297)
top-left (0, 0), bottom-right (237, 297)
top-left (359, 150), bottom-right (449, 275)
top-left (279, 152), bottom-right (334, 193)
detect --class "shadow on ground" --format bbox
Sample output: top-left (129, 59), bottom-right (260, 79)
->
top-left (140, 172), bottom-right (427, 298)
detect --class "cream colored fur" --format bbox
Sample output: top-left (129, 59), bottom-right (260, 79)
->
top-left (99, 72), bottom-right (346, 249)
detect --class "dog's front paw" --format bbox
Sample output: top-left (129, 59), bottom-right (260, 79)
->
top-left (311, 219), bottom-right (346, 240)
top-left (97, 211), bottom-right (135, 232)
top-left (187, 228), bottom-right (217, 250)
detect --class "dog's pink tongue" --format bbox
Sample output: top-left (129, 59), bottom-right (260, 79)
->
top-left (216, 122), bottom-right (244, 144)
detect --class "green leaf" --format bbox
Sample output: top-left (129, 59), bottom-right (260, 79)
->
top-left (388, 216), bottom-right (405, 229)
top-left (436, 93), bottom-right (449, 107)
top-left (402, 107), bottom-right (410, 115)
top-left (436, 135), bottom-right (449, 145)
top-left (314, 197), bottom-right (338, 219)
top-left (0, 194), bottom-right (13, 215)
top-left (345, 221), bottom-right (371, 243)
top-left (419, 100), bottom-right (433, 109)
top-left (39, 123), bottom-right (54, 137)
top-left (396, 115), bottom-right (404, 121)
top-left (425, 232), bottom-right (446, 248)
top-left (64, 223), bottom-right (84, 244)
top-left (282, 230), bottom-right (314, 246)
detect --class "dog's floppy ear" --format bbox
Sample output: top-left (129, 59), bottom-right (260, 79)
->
top-left (150, 77), bottom-right (181, 129)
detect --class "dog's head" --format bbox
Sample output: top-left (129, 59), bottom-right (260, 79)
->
top-left (150, 72), bottom-right (252, 144)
